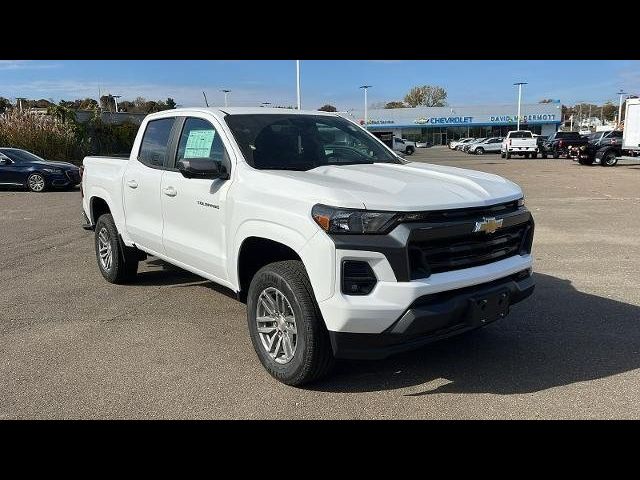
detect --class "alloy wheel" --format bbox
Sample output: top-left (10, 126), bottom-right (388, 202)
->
top-left (98, 227), bottom-right (113, 272)
top-left (28, 174), bottom-right (45, 192)
top-left (256, 287), bottom-right (298, 364)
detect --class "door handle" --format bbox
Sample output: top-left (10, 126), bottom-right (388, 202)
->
top-left (163, 186), bottom-right (177, 197)
top-left (127, 180), bottom-right (138, 189)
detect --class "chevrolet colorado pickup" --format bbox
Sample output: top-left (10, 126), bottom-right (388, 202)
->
top-left (81, 108), bottom-right (535, 386)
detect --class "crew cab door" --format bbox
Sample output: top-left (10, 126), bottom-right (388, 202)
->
top-left (160, 116), bottom-right (233, 282)
top-left (122, 117), bottom-right (177, 254)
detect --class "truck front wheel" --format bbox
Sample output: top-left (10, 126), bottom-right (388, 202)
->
top-left (405, 146), bottom-right (414, 155)
top-left (94, 213), bottom-right (139, 284)
top-left (601, 151), bottom-right (618, 167)
top-left (247, 260), bottom-right (334, 386)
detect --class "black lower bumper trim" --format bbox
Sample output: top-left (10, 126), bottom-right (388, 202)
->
top-left (329, 272), bottom-right (535, 360)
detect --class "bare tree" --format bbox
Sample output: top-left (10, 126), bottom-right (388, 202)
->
top-left (404, 85), bottom-right (447, 107)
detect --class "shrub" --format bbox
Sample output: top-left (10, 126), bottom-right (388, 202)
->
top-left (0, 110), bottom-right (84, 163)
top-left (0, 110), bottom-right (139, 164)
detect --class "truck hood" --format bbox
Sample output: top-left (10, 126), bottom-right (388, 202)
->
top-left (267, 161), bottom-right (523, 211)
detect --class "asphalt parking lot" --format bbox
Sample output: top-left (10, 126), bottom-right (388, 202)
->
top-left (2, 147), bottom-right (640, 419)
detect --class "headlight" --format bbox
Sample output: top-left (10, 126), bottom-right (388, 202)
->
top-left (580, 145), bottom-right (586, 151)
top-left (42, 168), bottom-right (63, 174)
top-left (312, 204), bottom-right (398, 234)
top-left (517, 197), bottom-right (525, 207)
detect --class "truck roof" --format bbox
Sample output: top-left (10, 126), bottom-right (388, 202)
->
top-left (144, 107), bottom-right (341, 121)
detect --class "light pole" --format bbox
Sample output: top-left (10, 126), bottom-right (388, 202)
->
top-left (513, 82), bottom-right (527, 130)
top-left (359, 85), bottom-right (372, 129)
top-left (221, 89), bottom-right (231, 107)
top-left (617, 89), bottom-right (628, 127)
top-left (112, 95), bottom-right (122, 113)
top-left (296, 60), bottom-right (301, 110)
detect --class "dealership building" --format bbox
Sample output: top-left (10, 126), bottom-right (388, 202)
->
top-left (341, 102), bottom-right (562, 145)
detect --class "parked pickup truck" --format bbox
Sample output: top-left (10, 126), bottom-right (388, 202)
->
top-left (392, 136), bottom-right (416, 155)
top-left (501, 130), bottom-right (538, 159)
top-left (539, 131), bottom-right (589, 159)
top-left (81, 108), bottom-right (535, 386)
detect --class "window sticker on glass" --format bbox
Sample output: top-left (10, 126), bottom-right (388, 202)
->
top-left (184, 129), bottom-right (215, 158)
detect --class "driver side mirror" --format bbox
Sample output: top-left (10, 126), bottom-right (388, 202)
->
top-left (0, 158), bottom-right (10, 165)
top-left (177, 158), bottom-right (229, 180)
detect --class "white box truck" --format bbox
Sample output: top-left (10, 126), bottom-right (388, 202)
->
top-left (623, 98), bottom-right (640, 153)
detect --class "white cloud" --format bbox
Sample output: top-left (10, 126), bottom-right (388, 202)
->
top-left (0, 60), bottom-right (61, 71)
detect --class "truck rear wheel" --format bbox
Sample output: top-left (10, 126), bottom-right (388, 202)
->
top-left (405, 146), bottom-right (414, 155)
top-left (94, 213), bottom-right (139, 284)
top-left (247, 260), bottom-right (334, 386)
top-left (601, 151), bottom-right (618, 167)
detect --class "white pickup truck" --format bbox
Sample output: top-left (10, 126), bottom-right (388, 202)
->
top-left (501, 130), bottom-right (539, 159)
top-left (81, 108), bottom-right (535, 385)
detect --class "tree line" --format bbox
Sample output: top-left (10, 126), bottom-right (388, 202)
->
top-left (0, 96), bottom-right (177, 114)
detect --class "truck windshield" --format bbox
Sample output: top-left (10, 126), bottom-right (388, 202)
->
top-left (509, 131), bottom-right (532, 138)
top-left (224, 114), bottom-right (401, 171)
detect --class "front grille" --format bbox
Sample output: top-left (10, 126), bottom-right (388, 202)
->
top-left (409, 221), bottom-right (533, 279)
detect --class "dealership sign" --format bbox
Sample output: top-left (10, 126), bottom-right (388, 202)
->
top-left (414, 116), bottom-right (473, 125)
top-left (490, 114), bottom-right (557, 122)
top-left (360, 119), bottom-right (395, 125)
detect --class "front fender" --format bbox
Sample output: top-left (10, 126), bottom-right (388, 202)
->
top-left (231, 220), bottom-right (335, 301)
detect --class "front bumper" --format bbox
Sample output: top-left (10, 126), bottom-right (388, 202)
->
top-left (48, 169), bottom-right (81, 188)
top-left (329, 270), bottom-right (534, 359)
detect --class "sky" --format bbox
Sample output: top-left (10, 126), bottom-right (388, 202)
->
top-left (0, 60), bottom-right (638, 110)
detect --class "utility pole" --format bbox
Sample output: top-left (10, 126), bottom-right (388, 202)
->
top-left (359, 85), bottom-right (372, 129)
top-left (513, 82), bottom-right (527, 130)
top-left (221, 89), bottom-right (231, 107)
top-left (296, 60), bottom-right (301, 110)
top-left (617, 89), bottom-right (628, 128)
top-left (112, 95), bottom-right (122, 113)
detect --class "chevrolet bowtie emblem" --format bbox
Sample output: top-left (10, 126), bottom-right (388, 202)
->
top-left (474, 217), bottom-right (503, 234)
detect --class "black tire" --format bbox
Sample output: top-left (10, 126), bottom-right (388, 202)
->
top-left (405, 146), bottom-right (414, 155)
top-left (531, 153), bottom-right (537, 159)
top-left (475, 147), bottom-right (485, 155)
top-left (601, 151), bottom-right (618, 167)
top-left (27, 173), bottom-right (47, 192)
top-left (552, 151), bottom-right (560, 159)
top-left (506, 151), bottom-right (511, 159)
top-left (94, 213), bottom-right (139, 284)
top-left (524, 153), bottom-right (531, 159)
top-left (542, 153), bottom-right (548, 159)
top-left (247, 260), bottom-right (334, 386)
top-left (500, 152), bottom-right (506, 158)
